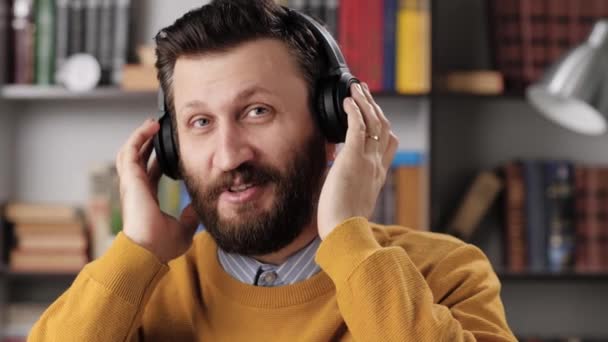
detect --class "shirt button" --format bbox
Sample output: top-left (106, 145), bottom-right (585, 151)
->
top-left (260, 271), bottom-right (278, 285)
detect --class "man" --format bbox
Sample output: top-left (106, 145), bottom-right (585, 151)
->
top-left (29, 1), bottom-right (516, 341)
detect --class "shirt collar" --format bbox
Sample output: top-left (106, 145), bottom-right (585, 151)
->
top-left (217, 236), bottom-right (322, 287)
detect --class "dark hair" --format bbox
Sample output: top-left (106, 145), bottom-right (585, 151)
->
top-left (154, 0), bottom-right (324, 120)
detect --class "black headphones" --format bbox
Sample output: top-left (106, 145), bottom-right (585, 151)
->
top-left (153, 7), bottom-right (359, 180)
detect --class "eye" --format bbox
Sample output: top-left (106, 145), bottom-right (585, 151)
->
top-left (192, 117), bottom-right (210, 128)
top-left (247, 106), bottom-right (270, 117)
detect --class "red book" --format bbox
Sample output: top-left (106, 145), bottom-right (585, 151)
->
top-left (574, 166), bottom-right (603, 273)
top-left (519, 0), bottom-right (548, 84)
top-left (363, 0), bottom-right (384, 91)
top-left (546, 0), bottom-right (570, 63)
top-left (504, 161), bottom-right (527, 273)
top-left (491, 0), bottom-right (525, 91)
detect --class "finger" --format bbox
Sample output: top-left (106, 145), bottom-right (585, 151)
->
top-left (351, 83), bottom-right (381, 137)
top-left (179, 203), bottom-right (200, 236)
top-left (362, 83), bottom-right (391, 149)
top-left (124, 119), bottom-right (160, 165)
top-left (139, 137), bottom-right (155, 166)
top-left (382, 132), bottom-right (400, 170)
top-left (147, 153), bottom-right (162, 201)
top-left (343, 97), bottom-right (366, 153)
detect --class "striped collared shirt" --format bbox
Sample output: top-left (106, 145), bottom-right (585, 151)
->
top-left (217, 236), bottom-right (322, 287)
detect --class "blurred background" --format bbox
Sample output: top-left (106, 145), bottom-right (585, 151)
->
top-left (0, 0), bottom-right (607, 341)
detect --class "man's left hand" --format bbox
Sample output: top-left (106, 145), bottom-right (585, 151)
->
top-left (317, 82), bottom-right (399, 239)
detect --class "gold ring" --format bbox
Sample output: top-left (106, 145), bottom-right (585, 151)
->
top-left (366, 134), bottom-right (380, 141)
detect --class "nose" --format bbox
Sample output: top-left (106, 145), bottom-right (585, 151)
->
top-left (211, 121), bottom-right (255, 172)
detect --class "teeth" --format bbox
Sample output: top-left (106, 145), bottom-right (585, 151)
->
top-left (230, 183), bottom-right (253, 192)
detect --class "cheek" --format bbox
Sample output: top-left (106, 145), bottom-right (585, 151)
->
top-left (178, 138), bottom-right (212, 175)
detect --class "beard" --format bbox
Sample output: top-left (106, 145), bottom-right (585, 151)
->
top-left (181, 131), bottom-right (327, 256)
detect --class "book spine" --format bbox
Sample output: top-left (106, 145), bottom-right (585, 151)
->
top-left (0, 0), bottom-right (7, 84)
top-left (110, 0), bottom-right (130, 85)
top-left (396, 0), bottom-right (431, 94)
top-left (34, 0), bottom-right (56, 85)
top-left (574, 166), bottom-right (603, 273)
top-left (54, 0), bottom-right (69, 78)
top-left (382, 0), bottom-right (397, 92)
top-left (324, 0), bottom-right (338, 38)
top-left (97, 0), bottom-right (113, 84)
top-left (522, 160), bottom-right (547, 272)
top-left (544, 161), bottom-right (575, 273)
top-left (307, 0), bottom-right (322, 21)
top-left (84, 0), bottom-right (100, 58)
top-left (546, 0), bottom-right (569, 64)
top-left (598, 167), bottom-right (608, 273)
top-left (365, 0), bottom-right (383, 92)
top-left (288, 0), bottom-right (305, 12)
top-left (395, 165), bottom-right (424, 230)
top-left (12, 0), bottom-right (35, 84)
top-left (504, 161), bottom-right (527, 273)
top-left (68, 0), bottom-right (85, 55)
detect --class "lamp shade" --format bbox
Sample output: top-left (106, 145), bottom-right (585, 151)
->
top-left (527, 20), bottom-right (608, 135)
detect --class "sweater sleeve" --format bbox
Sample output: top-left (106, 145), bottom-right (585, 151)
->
top-left (315, 217), bottom-right (517, 342)
top-left (28, 232), bottom-right (169, 342)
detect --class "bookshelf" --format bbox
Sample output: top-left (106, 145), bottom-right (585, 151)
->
top-left (431, 0), bottom-right (608, 339)
top-left (0, 85), bottom-right (156, 100)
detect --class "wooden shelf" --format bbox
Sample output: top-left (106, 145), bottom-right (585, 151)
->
top-left (0, 85), bottom-right (157, 100)
top-left (497, 271), bottom-right (608, 281)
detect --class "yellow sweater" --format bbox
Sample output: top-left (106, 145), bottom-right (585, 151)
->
top-left (29, 217), bottom-right (516, 341)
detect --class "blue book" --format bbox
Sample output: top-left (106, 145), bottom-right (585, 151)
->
top-left (391, 150), bottom-right (424, 167)
top-left (521, 160), bottom-right (547, 272)
top-left (543, 160), bottom-right (575, 273)
top-left (383, 0), bottom-right (398, 91)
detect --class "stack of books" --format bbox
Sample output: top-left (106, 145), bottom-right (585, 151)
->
top-left (5, 202), bottom-right (88, 274)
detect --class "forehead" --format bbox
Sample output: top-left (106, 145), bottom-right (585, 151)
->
top-left (172, 38), bottom-right (307, 114)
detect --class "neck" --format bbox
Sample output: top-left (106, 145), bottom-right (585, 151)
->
top-left (252, 223), bottom-right (318, 265)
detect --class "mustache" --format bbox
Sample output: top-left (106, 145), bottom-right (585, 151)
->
top-left (205, 162), bottom-right (283, 199)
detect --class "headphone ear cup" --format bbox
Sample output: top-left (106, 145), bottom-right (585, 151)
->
top-left (153, 114), bottom-right (180, 180)
top-left (316, 74), bottom-right (358, 143)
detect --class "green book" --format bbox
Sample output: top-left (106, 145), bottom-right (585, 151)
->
top-left (35, 0), bottom-right (56, 85)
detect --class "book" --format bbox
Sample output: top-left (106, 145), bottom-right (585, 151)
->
top-left (323, 0), bottom-right (339, 38)
top-left (120, 64), bottom-right (158, 91)
top-left (34, 0), bottom-right (55, 85)
top-left (574, 166), bottom-right (604, 273)
top-left (11, 0), bottom-right (35, 84)
top-left (111, 0), bottom-right (131, 85)
top-left (522, 160), bottom-right (547, 272)
top-left (446, 170), bottom-right (503, 242)
top-left (5, 202), bottom-right (81, 224)
top-left (0, 0), bottom-right (9, 84)
top-left (9, 249), bottom-right (87, 272)
top-left (503, 161), bottom-right (527, 273)
top-left (396, 0), bottom-right (431, 94)
top-left (391, 151), bottom-right (427, 230)
top-left (97, 0), bottom-right (113, 84)
top-left (438, 70), bottom-right (504, 95)
top-left (68, 0), bottom-right (85, 56)
top-left (382, 0), bottom-right (397, 91)
top-left (54, 0), bottom-right (70, 81)
top-left (544, 161), bottom-right (575, 273)
top-left (84, 0), bottom-right (101, 58)
top-left (519, 0), bottom-right (548, 85)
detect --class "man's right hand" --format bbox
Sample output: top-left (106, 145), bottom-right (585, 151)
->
top-left (115, 118), bottom-right (200, 263)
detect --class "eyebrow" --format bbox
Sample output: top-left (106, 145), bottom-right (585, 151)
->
top-left (179, 86), bottom-right (275, 114)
